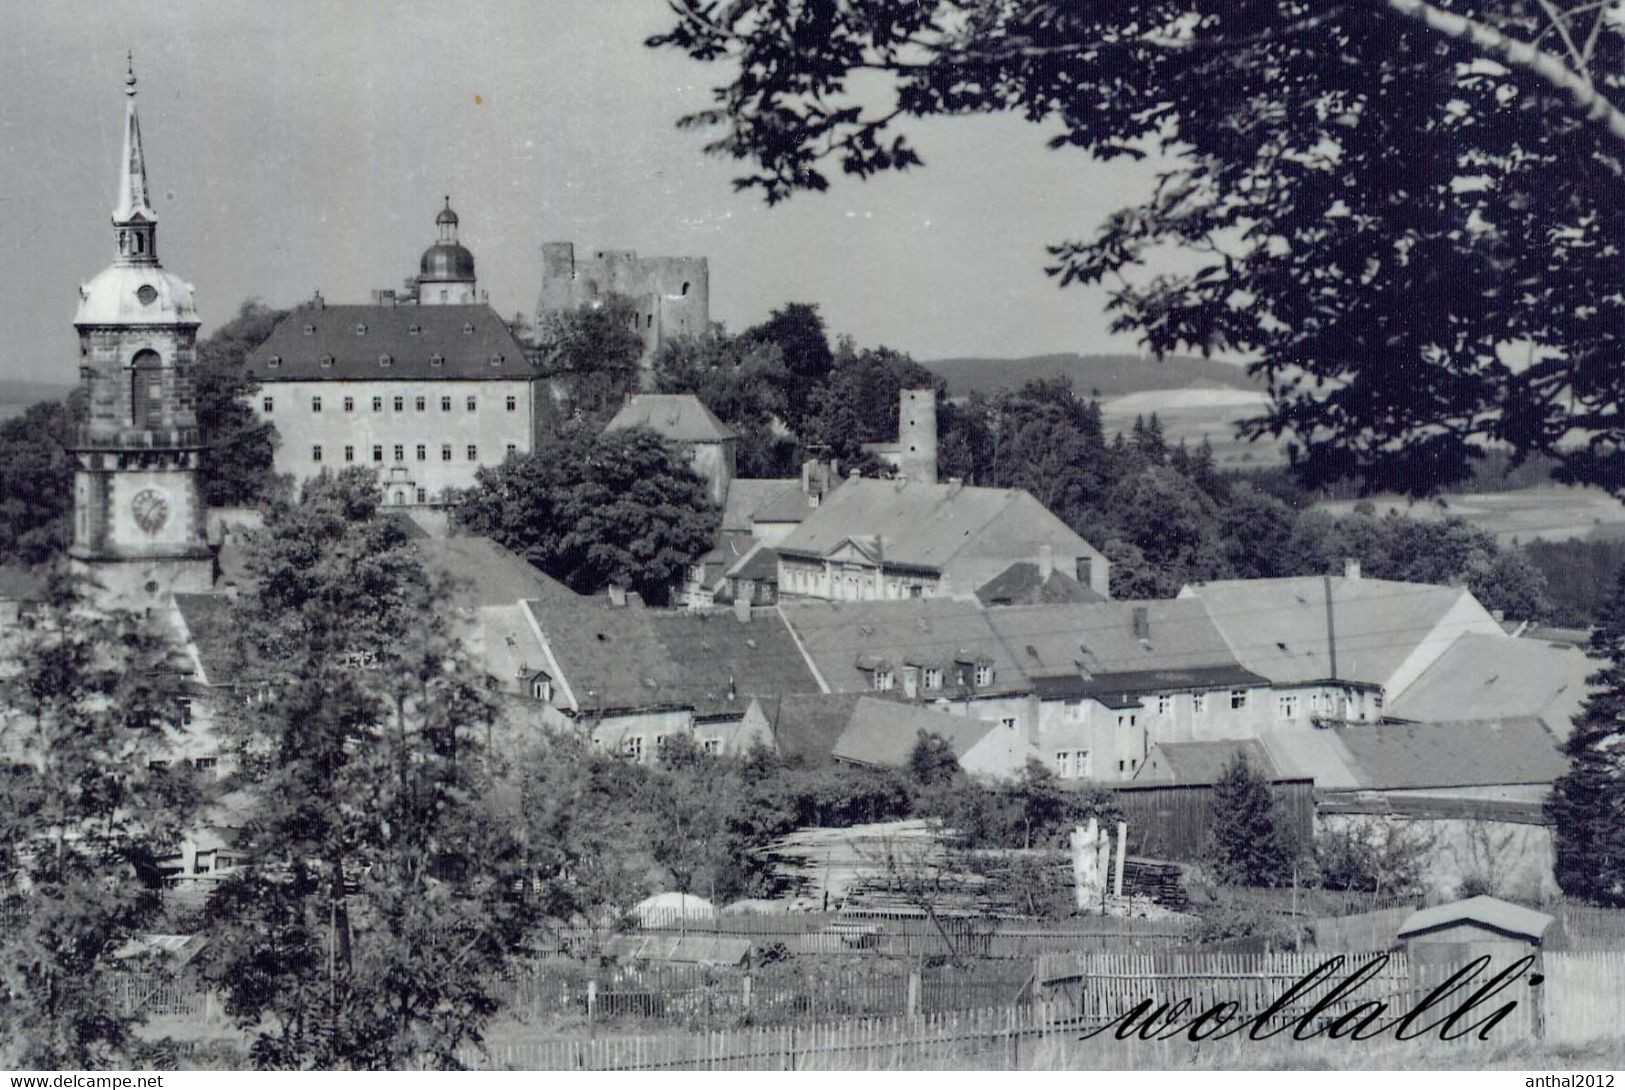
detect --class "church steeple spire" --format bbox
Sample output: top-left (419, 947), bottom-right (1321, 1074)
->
top-left (112, 53), bottom-right (158, 265)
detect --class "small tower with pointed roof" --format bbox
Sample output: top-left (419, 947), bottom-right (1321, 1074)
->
top-left (416, 196), bottom-right (477, 304)
top-left (69, 57), bottom-right (213, 608)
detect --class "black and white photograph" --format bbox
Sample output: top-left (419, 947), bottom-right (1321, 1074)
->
top-left (2, 0), bottom-right (1624, 1076)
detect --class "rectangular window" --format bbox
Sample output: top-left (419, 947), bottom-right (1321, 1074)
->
top-left (1193, 692), bottom-right (1208, 714)
top-left (393, 396), bottom-right (403, 412)
top-left (974, 664), bottom-right (993, 687)
top-left (1064, 699), bottom-right (1083, 722)
top-left (372, 445), bottom-right (383, 463)
top-left (416, 396), bottom-right (426, 411)
top-left (344, 444), bottom-right (354, 463)
top-left (1374, 691), bottom-right (1385, 710)
top-left (1308, 692), bottom-right (1324, 714)
top-left (701, 738), bottom-right (721, 755)
top-left (1117, 713), bottom-right (1137, 728)
top-left (1055, 751), bottom-right (1070, 777)
top-left (416, 444), bottom-right (426, 461)
top-left (192, 755), bottom-right (217, 770)
top-left (311, 395), bottom-right (322, 412)
top-left (1000, 716), bottom-right (1016, 731)
top-left (415, 488), bottom-right (426, 504)
top-left (466, 396), bottom-right (477, 411)
top-left (506, 442), bottom-right (517, 457)
top-left (873, 669), bottom-right (894, 692)
top-left (312, 444), bottom-right (323, 462)
top-left (624, 735), bottom-right (643, 761)
top-left (506, 395), bottom-right (517, 412)
top-left (1156, 694), bottom-right (1173, 716)
top-left (343, 396), bottom-right (354, 412)
top-left (466, 444), bottom-right (478, 461)
top-left (177, 697), bottom-right (193, 727)
top-left (262, 396), bottom-right (273, 412)
top-left (393, 444), bottom-right (404, 462)
top-left (1278, 694), bottom-right (1300, 720)
top-left (1230, 689), bottom-right (1248, 710)
top-left (923, 668), bottom-right (942, 690)
top-left (442, 444), bottom-right (452, 462)
top-left (372, 396), bottom-right (383, 412)
top-left (441, 396), bottom-right (452, 412)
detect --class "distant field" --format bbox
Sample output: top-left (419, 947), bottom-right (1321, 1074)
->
top-left (0, 379), bottom-right (72, 422)
top-left (923, 352), bottom-right (1261, 399)
top-left (1316, 486), bottom-right (1625, 545)
top-left (1098, 387), bottom-right (1286, 468)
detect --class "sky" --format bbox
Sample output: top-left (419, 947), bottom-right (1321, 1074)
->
top-left (0, 0), bottom-right (1168, 385)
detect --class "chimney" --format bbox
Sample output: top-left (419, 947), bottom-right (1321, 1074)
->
top-left (801, 459), bottom-right (815, 494)
top-left (312, 289), bottom-right (325, 309)
top-left (1132, 606), bottom-right (1151, 641)
top-left (1039, 545), bottom-right (1055, 581)
top-left (733, 593), bottom-right (751, 623)
top-left (607, 585), bottom-right (627, 608)
top-left (373, 289), bottom-right (396, 306)
top-left (1343, 558), bottom-right (1361, 580)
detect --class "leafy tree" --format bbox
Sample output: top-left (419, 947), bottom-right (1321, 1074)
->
top-left (1208, 753), bottom-right (1295, 887)
top-left (0, 571), bottom-right (206, 1067)
top-left (653, 0), bottom-right (1625, 496)
top-left (907, 730), bottom-right (961, 788)
top-left (1547, 567), bottom-right (1625, 905)
top-left (454, 423), bottom-right (719, 605)
top-left (536, 294), bottom-right (646, 419)
top-left (201, 471), bottom-right (525, 1069)
top-left (195, 299), bottom-right (287, 507)
top-left (1010, 758), bottom-right (1066, 850)
top-left (0, 398), bottom-right (76, 566)
top-left (653, 325), bottom-right (800, 476)
top-left (744, 302), bottom-right (832, 428)
top-left (1312, 821), bottom-right (1435, 901)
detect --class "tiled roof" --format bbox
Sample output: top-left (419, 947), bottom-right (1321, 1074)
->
top-left (777, 479), bottom-right (1102, 573)
top-left (752, 480), bottom-right (832, 524)
top-left (1029, 665), bottom-right (1269, 707)
top-left (986, 598), bottom-right (1243, 680)
top-left (720, 479), bottom-right (799, 531)
top-left (723, 540), bottom-right (780, 584)
top-left (832, 697), bottom-right (998, 768)
top-left (777, 598), bottom-right (1025, 696)
top-left (1142, 739), bottom-right (1280, 785)
top-left (1397, 895), bottom-right (1553, 942)
top-left (1385, 633), bottom-right (1594, 740)
top-left (1180, 576), bottom-right (1500, 688)
top-left (1255, 728), bottom-right (1364, 790)
top-left (416, 534), bottom-right (581, 610)
top-left (976, 562), bottom-right (1103, 606)
top-left (1332, 717), bottom-right (1567, 790)
top-left (172, 593), bottom-right (243, 686)
top-left (769, 692), bottom-right (866, 763)
top-left (247, 303), bottom-right (534, 382)
top-left (605, 394), bottom-right (735, 442)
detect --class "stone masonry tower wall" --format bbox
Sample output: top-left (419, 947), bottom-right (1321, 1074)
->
top-left (897, 387), bottom-right (938, 484)
top-left (536, 242), bottom-right (710, 371)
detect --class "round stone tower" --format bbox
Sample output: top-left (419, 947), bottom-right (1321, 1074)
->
top-left (897, 387), bottom-right (938, 485)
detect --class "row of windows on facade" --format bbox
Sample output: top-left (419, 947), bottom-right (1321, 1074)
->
top-left (1051, 751), bottom-right (1140, 778)
top-left (311, 442), bottom-right (514, 464)
top-left (870, 663), bottom-right (992, 692)
top-left (300, 320), bottom-right (482, 337)
top-left (266, 393), bottom-right (518, 413)
top-left (1052, 688), bottom-right (1380, 723)
top-left (621, 734), bottom-right (721, 761)
top-left (786, 566), bottom-right (929, 598)
top-left (266, 353), bottom-right (508, 370)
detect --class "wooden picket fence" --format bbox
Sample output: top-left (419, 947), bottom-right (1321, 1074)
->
top-left (464, 950), bottom-right (1625, 1069)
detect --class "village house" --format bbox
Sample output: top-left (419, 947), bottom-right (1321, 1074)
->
top-left (1178, 565), bottom-right (1507, 723)
top-left (775, 478), bottom-right (1109, 602)
top-left (985, 598), bottom-right (1274, 782)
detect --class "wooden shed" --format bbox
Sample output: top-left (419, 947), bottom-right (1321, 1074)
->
top-left (1396, 895), bottom-right (1555, 965)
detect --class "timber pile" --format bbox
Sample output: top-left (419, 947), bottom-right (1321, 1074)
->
top-left (1119, 858), bottom-right (1187, 909)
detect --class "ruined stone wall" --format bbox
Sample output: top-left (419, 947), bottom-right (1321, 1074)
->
top-left (536, 242), bottom-right (710, 364)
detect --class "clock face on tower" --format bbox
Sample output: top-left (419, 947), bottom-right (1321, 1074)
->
top-left (130, 488), bottom-right (170, 535)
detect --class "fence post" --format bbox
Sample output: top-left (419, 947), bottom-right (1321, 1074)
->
top-left (587, 978), bottom-right (597, 1041)
top-left (743, 973), bottom-right (752, 1014)
top-left (907, 968), bottom-right (921, 1017)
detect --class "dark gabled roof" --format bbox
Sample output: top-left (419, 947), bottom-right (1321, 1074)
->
top-left (172, 592), bottom-right (243, 686)
top-left (1029, 664), bottom-right (1268, 705)
top-left (415, 534), bottom-right (581, 610)
top-left (1397, 896), bottom-right (1553, 943)
top-left (247, 303), bottom-right (534, 382)
top-left (723, 541), bottom-right (780, 584)
top-left (831, 697), bottom-right (998, 769)
top-left (1142, 739), bottom-right (1279, 785)
top-left (770, 692), bottom-right (866, 763)
top-left (605, 394), bottom-right (735, 442)
top-left (1332, 717), bottom-right (1567, 790)
top-left (976, 562), bottom-right (1103, 606)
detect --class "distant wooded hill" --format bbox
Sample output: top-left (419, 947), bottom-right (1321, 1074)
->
top-left (0, 380), bottom-right (74, 419)
top-left (922, 353), bottom-right (1262, 399)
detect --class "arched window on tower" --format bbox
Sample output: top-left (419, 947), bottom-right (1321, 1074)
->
top-left (130, 349), bottom-right (163, 429)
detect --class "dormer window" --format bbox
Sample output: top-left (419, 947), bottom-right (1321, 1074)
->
top-left (489, 354), bottom-right (504, 367)
top-left (267, 355), bottom-right (281, 369)
top-left (379, 354), bottom-right (393, 368)
top-left (923, 668), bottom-right (942, 690)
top-left (975, 664), bottom-right (993, 687)
top-left (408, 324), bottom-right (422, 336)
top-left (302, 324), bottom-right (315, 336)
top-left (462, 322), bottom-right (475, 335)
top-left (354, 322), bottom-right (368, 335)
top-left (531, 675), bottom-right (552, 702)
top-left (873, 668), bottom-right (894, 692)
top-left (319, 355), bottom-right (334, 369)
top-left (430, 354), bottom-right (445, 367)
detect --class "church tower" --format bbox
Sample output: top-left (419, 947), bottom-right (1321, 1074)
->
top-left (416, 197), bottom-right (477, 304)
top-left (69, 58), bottom-right (213, 608)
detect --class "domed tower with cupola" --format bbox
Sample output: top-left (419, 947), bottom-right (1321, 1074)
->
top-left (416, 196), bottom-right (477, 304)
top-left (69, 58), bottom-right (213, 607)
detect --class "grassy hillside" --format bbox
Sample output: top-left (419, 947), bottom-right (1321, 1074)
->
top-left (922, 352), bottom-right (1261, 398)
